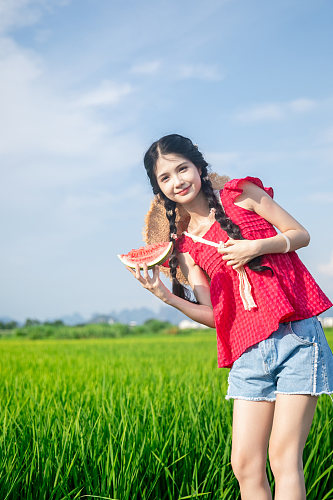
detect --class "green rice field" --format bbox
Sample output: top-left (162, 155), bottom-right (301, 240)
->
top-left (0, 330), bottom-right (332, 500)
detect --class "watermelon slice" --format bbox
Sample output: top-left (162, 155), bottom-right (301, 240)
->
top-left (117, 241), bottom-right (173, 269)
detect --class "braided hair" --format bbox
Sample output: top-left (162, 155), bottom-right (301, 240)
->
top-left (143, 133), bottom-right (273, 302)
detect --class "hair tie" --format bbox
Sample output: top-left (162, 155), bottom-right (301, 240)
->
top-left (193, 144), bottom-right (198, 149)
top-left (170, 232), bottom-right (178, 240)
top-left (202, 175), bottom-right (209, 181)
top-left (166, 209), bottom-right (174, 216)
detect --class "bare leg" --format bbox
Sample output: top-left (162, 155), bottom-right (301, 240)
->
top-left (268, 394), bottom-right (318, 500)
top-left (231, 399), bottom-right (275, 500)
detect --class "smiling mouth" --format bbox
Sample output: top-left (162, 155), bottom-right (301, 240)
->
top-left (177, 186), bottom-right (190, 195)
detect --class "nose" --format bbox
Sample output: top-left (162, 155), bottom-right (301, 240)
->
top-left (173, 173), bottom-right (185, 188)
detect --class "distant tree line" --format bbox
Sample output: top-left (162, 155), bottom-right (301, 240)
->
top-left (0, 319), bottom-right (65, 330)
top-left (0, 318), bottom-right (200, 340)
top-left (0, 321), bottom-right (18, 329)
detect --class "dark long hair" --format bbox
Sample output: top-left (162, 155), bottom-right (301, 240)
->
top-left (144, 133), bottom-right (273, 301)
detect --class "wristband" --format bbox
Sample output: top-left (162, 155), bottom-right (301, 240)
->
top-left (281, 233), bottom-right (291, 253)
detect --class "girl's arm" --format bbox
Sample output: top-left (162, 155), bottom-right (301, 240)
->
top-left (127, 252), bottom-right (215, 328)
top-left (218, 180), bottom-right (311, 269)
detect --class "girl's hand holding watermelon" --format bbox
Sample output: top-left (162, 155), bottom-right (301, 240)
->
top-left (126, 263), bottom-right (172, 303)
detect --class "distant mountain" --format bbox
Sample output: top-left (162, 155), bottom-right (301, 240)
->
top-left (57, 306), bottom-right (188, 326)
top-left (110, 307), bottom-right (160, 325)
top-left (0, 316), bottom-right (19, 324)
top-left (156, 305), bottom-right (189, 324)
top-left (88, 313), bottom-right (116, 324)
top-left (109, 305), bottom-right (188, 325)
top-left (57, 313), bottom-right (86, 326)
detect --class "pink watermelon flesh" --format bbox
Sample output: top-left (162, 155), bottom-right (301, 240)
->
top-left (118, 241), bottom-right (173, 269)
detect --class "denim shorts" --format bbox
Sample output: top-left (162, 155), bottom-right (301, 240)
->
top-left (226, 316), bottom-right (333, 402)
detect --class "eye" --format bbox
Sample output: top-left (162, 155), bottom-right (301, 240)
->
top-left (179, 166), bottom-right (187, 171)
top-left (161, 176), bottom-right (169, 182)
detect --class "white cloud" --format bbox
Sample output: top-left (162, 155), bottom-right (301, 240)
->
top-left (235, 104), bottom-right (284, 123)
top-left (319, 253), bottom-right (333, 276)
top-left (234, 97), bottom-right (318, 123)
top-left (0, 37), bottom-right (142, 188)
top-left (74, 80), bottom-right (133, 108)
top-left (0, 1), bottom-right (138, 174)
top-left (0, 0), bottom-right (67, 34)
top-left (1, 133), bottom-right (143, 193)
top-left (176, 63), bottom-right (223, 81)
top-left (130, 60), bottom-right (161, 75)
top-left (130, 60), bottom-right (223, 81)
top-left (0, 0), bottom-right (42, 33)
top-left (288, 98), bottom-right (316, 113)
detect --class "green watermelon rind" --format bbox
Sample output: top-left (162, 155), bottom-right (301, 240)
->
top-left (117, 241), bottom-right (173, 269)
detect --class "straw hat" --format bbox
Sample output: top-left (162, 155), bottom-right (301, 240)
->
top-left (142, 172), bottom-right (230, 285)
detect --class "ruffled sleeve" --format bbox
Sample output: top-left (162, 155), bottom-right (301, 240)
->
top-left (219, 177), bottom-right (277, 240)
top-left (221, 176), bottom-right (274, 206)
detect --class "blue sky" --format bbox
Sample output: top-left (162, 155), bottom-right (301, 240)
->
top-left (1, 0), bottom-right (333, 322)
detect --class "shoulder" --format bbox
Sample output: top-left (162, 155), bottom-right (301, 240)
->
top-left (220, 176), bottom-right (274, 210)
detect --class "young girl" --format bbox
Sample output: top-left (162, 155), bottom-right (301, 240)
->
top-left (126, 133), bottom-right (333, 500)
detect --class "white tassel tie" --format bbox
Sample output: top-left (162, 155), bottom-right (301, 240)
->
top-left (183, 232), bottom-right (258, 311)
top-left (235, 266), bottom-right (257, 311)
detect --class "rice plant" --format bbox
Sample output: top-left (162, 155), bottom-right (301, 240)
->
top-left (0, 331), bottom-right (332, 499)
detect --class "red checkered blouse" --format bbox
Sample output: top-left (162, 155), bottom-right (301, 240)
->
top-left (175, 177), bottom-right (332, 368)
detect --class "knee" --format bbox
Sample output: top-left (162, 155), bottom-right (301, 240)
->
top-left (231, 450), bottom-right (266, 482)
top-left (268, 442), bottom-right (302, 477)
top-left (230, 451), bottom-right (248, 480)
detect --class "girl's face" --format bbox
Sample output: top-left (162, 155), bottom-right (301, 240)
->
top-left (155, 153), bottom-right (202, 204)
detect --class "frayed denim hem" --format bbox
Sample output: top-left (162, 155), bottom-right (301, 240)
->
top-left (274, 390), bottom-right (333, 404)
top-left (225, 395), bottom-right (276, 402)
top-left (225, 391), bottom-right (333, 404)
